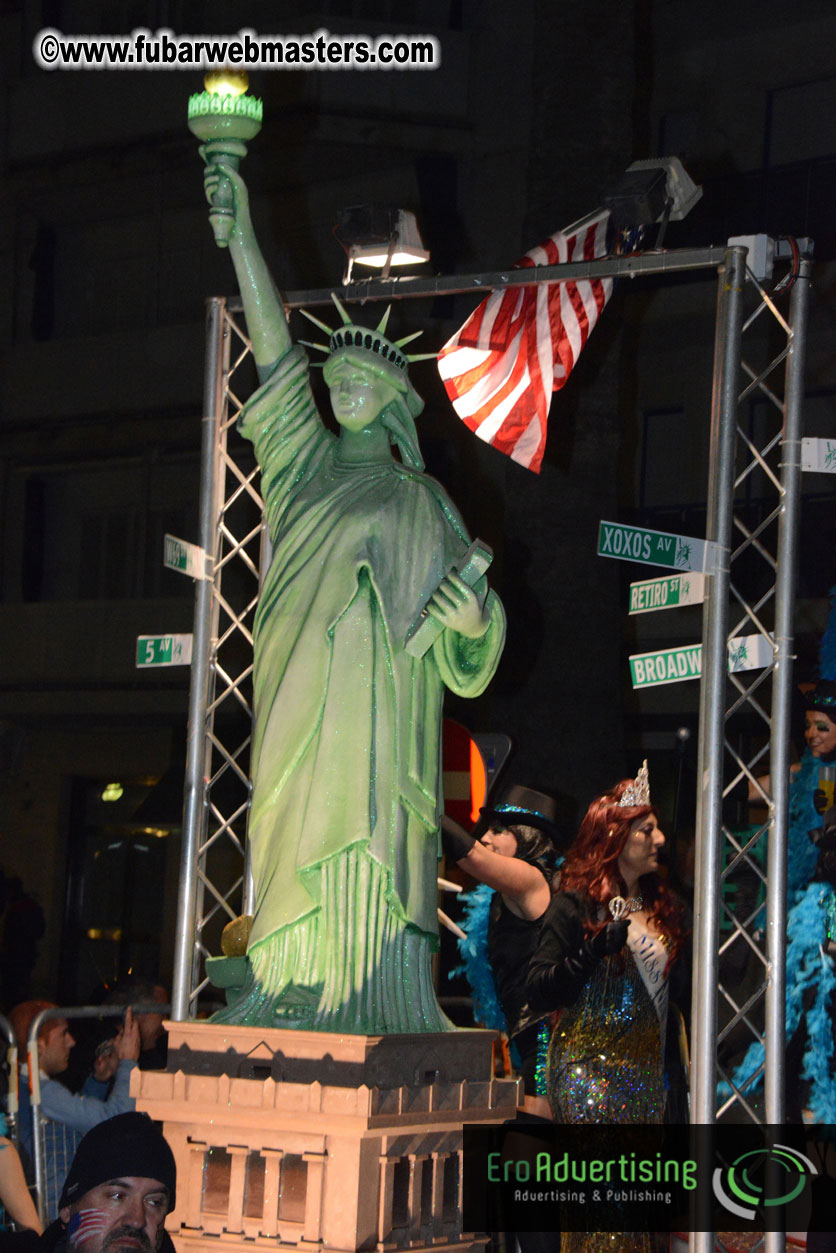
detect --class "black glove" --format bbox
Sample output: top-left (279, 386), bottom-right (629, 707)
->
top-left (813, 788), bottom-right (830, 816)
top-left (527, 919), bottom-right (630, 1013)
top-left (586, 918), bottom-right (630, 959)
top-left (440, 815), bottom-right (477, 863)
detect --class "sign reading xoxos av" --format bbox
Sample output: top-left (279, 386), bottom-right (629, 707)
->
top-left (598, 521), bottom-right (718, 574)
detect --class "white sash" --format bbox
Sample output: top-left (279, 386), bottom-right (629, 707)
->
top-left (627, 914), bottom-right (669, 1028)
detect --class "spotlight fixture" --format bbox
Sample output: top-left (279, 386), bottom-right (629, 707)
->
top-left (334, 205), bottom-right (430, 282)
top-left (603, 156), bottom-right (702, 246)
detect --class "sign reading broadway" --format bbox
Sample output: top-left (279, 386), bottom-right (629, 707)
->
top-left (629, 634), bottom-right (773, 689)
top-left (598, 521), bottom-right (718, 574)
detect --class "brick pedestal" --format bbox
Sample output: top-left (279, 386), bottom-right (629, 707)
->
top-left (133, 1021), bottom-right (518, 1252)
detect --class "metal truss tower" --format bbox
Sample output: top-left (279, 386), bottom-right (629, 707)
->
top-left (690, 249), bottom-right (812, 1253)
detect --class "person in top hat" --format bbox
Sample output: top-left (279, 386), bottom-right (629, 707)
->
top-left (442, 783), bottom-right (565, 1117)
top-left (38, 1112), bottom-right (176, 1253)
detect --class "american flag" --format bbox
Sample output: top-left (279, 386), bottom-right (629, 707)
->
top-left (437, 210), bottom-right (613, 474)
top-left (68, 1208), bottom-right (107, 1248)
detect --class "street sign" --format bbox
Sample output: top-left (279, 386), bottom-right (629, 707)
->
top-left (630, 643), bottom-right (702, 689)
top-left (628, 572), bottom-right (705, 614)
top-left (164, 534), bottom-right (211, 580)
top-left (598, 520), bottom-right (718, 573)
top-left (802, 438), bottom-right (836, 474)
top-left (629, 633), bottom-right (773, 689)
top-left (136, 634), bottom-right (193, 668)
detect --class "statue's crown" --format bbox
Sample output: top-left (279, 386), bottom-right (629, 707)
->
top-left (328, 324), bottom-right (410, 372)
top-left (619, 759), bottom-right (651, 808)
top-left (299, 294), bottom-right (436, 370)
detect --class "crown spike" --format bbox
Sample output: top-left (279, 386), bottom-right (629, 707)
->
top-left (299, 308), bottom-right (334, 335)
top-left (376, 306), bottom-right (392, 335)
top-left (299, 339), bottom-right (331, 354)
top-left (330, 293), bottom-right (353, 325)
top-left (395, 329), bottom-right (423, 348)
top-left (618, 760), bottom-right (651, 809)
top-left (406, 351), bottom-right (438, 363)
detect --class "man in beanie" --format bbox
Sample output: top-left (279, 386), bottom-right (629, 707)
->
top-left (39, 1113), bottom-right (176, 1252)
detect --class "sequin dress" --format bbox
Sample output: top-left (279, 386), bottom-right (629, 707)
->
top-left (546, 920), bottom-right (668, 1124)
top-left (527, 893), bottom-right (671, 1253)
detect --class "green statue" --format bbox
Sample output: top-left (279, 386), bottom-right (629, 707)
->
top-left (202, 147), bottom-right (505, 1033)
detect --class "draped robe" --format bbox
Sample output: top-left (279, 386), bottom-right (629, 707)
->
top-left (216, 345), bottom-right (505, 1033)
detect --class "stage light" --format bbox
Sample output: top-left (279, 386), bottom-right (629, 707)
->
top-left (335, 205), bottom-right (430, 282)
top-left (603, 157), bottom-right (702, 228)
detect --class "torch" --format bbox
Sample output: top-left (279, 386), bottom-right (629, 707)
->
top-left (187, 70), bottom-right (262, 247)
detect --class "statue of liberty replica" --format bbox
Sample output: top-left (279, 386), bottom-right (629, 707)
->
top-left (201, 147), bottom-right (506, 1035)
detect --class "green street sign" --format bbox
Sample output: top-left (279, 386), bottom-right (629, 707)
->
top-left (598, 520), bottom-right (716, 573)
top-left (630, 643), bottom-right (702, 688)
top-left (164, 533), bottom-right (210, 580)
top-left (629, 633), bottom-right (773, 689)
top-left (628, 572), bottom-right (705, 615)
top-left (136, 633), bottom-right (193, 668)
top-left (802, 438), bottom-right (836, 474)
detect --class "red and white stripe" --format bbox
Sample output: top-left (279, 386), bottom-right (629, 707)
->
top-left (437, 210), bottom-right (612, 474)
top-left (68, 1208), bottom-right (107, 1248)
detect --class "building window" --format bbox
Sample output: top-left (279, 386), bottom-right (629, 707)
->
top-left (9, 453), bottom-right (198, 603)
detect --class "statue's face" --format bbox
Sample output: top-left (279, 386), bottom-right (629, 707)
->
top-left (327, 356), bottom-right (398, 432)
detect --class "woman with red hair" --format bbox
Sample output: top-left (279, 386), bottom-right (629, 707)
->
top-left (526, 764), bottom-right (688, 1126)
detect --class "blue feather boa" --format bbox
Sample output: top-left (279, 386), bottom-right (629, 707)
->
top-left (448, 883), bottom-right (508, 1032)
top-left (722, 751), bottom-right (836, 1113)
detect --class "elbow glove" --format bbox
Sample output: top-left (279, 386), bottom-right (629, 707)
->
top-left (528, 918), bottom-right (629, 1011)
top-left (441, 815), bottom-right (477, 863)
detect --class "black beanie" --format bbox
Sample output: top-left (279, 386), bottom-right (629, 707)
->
top-left (59, 1113), bottom-right (176, 1211)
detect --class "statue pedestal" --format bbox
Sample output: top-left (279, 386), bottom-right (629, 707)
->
top-left (133, 1020), bottom-right (518, 1252)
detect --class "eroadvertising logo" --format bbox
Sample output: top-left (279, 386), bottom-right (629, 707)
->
top-left (712, 1143), bottom-right (818, 1220)
top-left (462, 1124), bottom-right (836, 1236)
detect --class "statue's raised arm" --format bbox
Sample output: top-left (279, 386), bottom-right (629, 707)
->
top-left (201, 144), bottom-right (506, 1035)
top-left (202, 143), bottom-right (290, 376)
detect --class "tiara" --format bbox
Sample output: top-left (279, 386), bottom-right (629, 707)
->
top-left (299, 294), bottom-right (437, 371)
top-left (619, 760), bottom-right (650, 808)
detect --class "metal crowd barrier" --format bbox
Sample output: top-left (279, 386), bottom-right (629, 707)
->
top-left (16, 1002), bottom-right (170, 1225)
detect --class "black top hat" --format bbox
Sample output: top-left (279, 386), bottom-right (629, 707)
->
top-left (477, 784), bottom-right (563, 845)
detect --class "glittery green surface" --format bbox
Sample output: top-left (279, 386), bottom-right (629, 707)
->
top-left (212, 344), bottom-right (505, 1033)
